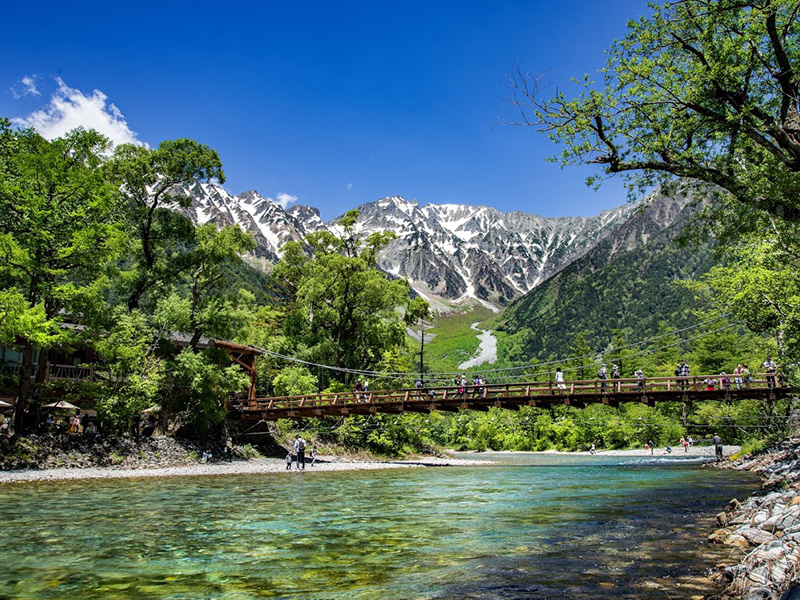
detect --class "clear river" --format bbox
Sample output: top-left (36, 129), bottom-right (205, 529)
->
top-left (0, 453), bottom-right (759, 599)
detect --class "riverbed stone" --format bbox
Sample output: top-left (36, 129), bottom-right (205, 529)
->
top-left (725, 533), bottom-right (750, 547)
top-left (739, 526), bottom-right (776, 545)
top-left (743, 586), bottom-right (780, 600)
top-left (753, 511), bottom-right (770, 526)
top-left (708, 528), bottom-right (731, 543)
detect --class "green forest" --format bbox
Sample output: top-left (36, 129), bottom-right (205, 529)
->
top-left (2, 0), bottom-right (800, 458)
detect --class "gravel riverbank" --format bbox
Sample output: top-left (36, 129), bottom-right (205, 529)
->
top-left (0, 454), bottom-right (481, 484)
top-left (0, 433), bottom-right (488, 484)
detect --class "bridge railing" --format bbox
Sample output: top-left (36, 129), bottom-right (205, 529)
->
top-left (0, 362), bottom-right (95, 382)
top-left (230, 373), bottom-right (783, 413)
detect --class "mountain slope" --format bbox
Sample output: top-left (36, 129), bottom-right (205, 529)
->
top-left (175, 182), bottom-right (702, 310)
top-left (498, 192), bottom-right (714, 359)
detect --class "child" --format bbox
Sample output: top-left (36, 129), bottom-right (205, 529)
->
top-left (286, 451), bottom-right (293, 470)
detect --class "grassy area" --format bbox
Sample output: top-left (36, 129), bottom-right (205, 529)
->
top-left (422, 304), bottom-right (497, 374)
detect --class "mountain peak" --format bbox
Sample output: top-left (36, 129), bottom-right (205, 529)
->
top-left (175, 182), bottom-right (664, 309)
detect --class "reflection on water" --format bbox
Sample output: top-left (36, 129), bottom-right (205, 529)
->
top-left (0, 454), bottom-right (758, 599)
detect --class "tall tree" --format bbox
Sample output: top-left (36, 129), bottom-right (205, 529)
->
top-left (110, 139), bottom-right (224, 310)
top-left (506, 0), bottom-right (800, 223)
top-left (688, 235), bottom-right (799, 365)
top-left (272, 210), bottom-right (410, 378)
top-left (0, 124), bottom-right (123, 431)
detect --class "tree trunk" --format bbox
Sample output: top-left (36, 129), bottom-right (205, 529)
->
top-left (14, 341), bottom-right (36, 434)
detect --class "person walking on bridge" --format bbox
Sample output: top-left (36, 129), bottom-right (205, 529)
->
top-left (764, 357), bottom-right (777, 389)
top-left (555, 367), bottom-right (566, 391)
top-left (597, 364), bottom-right (608, 393)
top-left (676, 359), bottom-right (690, 391)
top-left (611, 365), bottom-right (621, 393)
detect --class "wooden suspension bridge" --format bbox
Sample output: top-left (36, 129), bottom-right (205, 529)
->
top-left (230, 374), bottom-right (792, 421)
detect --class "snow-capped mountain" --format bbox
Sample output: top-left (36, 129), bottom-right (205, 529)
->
top-left (340, 196), bottom-right (640, 307)
top-left (177, 181), bottom-right (324, 262)
top-left (176, 181), bottom-right (650, 307)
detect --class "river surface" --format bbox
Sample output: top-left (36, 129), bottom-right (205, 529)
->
top-left (458, 322), bottom-right (497, 369)
top-left (0, 453), bottom-right (758, 599)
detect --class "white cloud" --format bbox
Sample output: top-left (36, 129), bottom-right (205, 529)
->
top-left (274, 192), bottom-right (298, 209)
top-left (10, 75), bottom-right (40, 99)
top-left (346, 182), bottom-right (354, 191)
top-left (13, 77), bottom-right (143, 147)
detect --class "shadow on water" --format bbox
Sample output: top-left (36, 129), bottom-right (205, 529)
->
top-left (0, 454), bottom-right (759, 599)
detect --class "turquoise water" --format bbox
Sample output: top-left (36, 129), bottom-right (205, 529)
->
top-left (0, 454), bottom-right (758, 599)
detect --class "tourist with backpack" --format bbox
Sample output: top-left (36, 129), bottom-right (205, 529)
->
top-left (611, 365), bottom-right (621, 392)
top-left (294, 435), bottom-right (307, 470)
top-left (597, 364), bottom-right (608, 393)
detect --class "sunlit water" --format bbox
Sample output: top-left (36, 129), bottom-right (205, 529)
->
top-left (0, 453), bottom-right (758, 599)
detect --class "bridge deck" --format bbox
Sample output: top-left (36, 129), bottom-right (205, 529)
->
top-left (231, 374), bottom-right (790, 420)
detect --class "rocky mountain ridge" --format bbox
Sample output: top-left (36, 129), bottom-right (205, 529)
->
top-left (175, 181), bottom-right (687, 308)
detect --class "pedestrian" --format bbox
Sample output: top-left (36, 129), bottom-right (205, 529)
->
top-left (294, 435), bottom-right (306, 470)
top-left (285, 451), bottom-right (292, 470)
top-left (742, 364), bottom-right (752, 385)
top-left (634, 368), bottom-right (644, 392)
top-left (589, 443), bottom-right (596, 455)
top-left (764, 357), bottom-right (777, 388)
top-left (713, 433), bottom-right (723, 462)
top-left (680, 436), bottom-right (688, 452)
top-left (311, 444), bottom-right (318, 467)
top-left (597, 363), bottom-right (608, 393)
top-left (415, 379), bottom-right (423, 398)
top-left (704, 377), bottom-right (716, 390)
top-left (688, 435), bottom-right (693, 447)
top-left (611, 364), bottom-right (621, 392)
top-left (354, 379), bottom-right (363, 401)
top-left (201, 449), bottom-right (212, 463)
top-left (733, 363), bottom-right (744, 389)
top-left (676, 359), bottom-right (690, 390)
top-left (648, 439), bottom-right (655, 455)
top-left (720, 372), bottom-right (731, 391)
top-left (555, 367), bottom-right (566, 391)
top-left (225, 436), bottom-right (233, 462)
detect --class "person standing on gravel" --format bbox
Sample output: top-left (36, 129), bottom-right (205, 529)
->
top-left (713, 433), bottom-right (724, 462)
top-left (294, 435), bottom-right (307, 470)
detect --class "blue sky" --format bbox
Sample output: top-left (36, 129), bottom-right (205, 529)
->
top-left (1, 1), bottom-right (651, 220)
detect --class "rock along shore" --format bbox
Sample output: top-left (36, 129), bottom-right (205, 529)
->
top-left (707, 437), bottom-right (800, 600)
